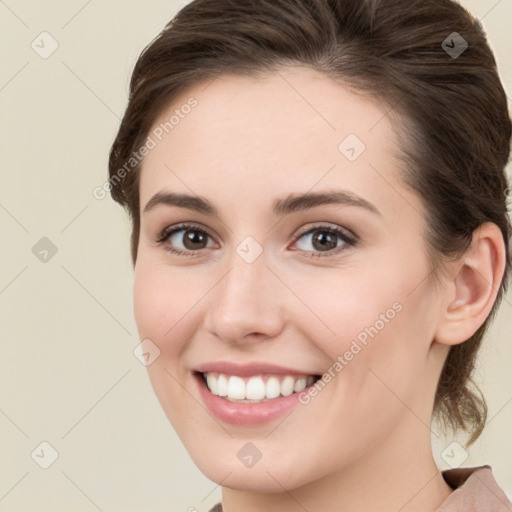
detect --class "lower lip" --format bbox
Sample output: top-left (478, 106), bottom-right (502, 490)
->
top-left (194, 372), bottom-right (309, 426)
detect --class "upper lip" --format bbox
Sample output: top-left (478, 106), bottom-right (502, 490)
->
top-left (193, 361), bottom-right (320, 377)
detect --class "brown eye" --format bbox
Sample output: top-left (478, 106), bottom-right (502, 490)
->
top-left (181, 228), bottom-right (209, 250)
top-left (311, 230), bottom-right (338, 251)
top-left (292, 225), bottom-right (356, 257)
top-left (156, 223), bottom-right (216, 256)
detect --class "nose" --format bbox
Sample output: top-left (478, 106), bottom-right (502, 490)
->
top-left (204, 252), bottom-right (285, 345)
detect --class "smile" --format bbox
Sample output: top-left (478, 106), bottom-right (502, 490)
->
top-left (193, 367), bottom-right (322, 426)
top-left (201, 372), bottom-right (319, 403)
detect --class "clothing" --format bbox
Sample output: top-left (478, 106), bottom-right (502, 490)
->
top-left (438, 465), bottom-right (512, 511)
top-left (208, 465), bottom-right (512, 512)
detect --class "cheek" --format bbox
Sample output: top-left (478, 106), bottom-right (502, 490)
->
top-left (297, 263), bottom-right (407, 357)
top-left (133, 261), bottom-right (200, 351)
top-left (133, 270), bottom-right (168, 351)
top-left (132, 262), bottom-right (202, 425)
top-left (306, 252), bottom-right (433, 400)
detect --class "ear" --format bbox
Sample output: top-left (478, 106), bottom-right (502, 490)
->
top-left (434, 222), bottom-right (507, 346)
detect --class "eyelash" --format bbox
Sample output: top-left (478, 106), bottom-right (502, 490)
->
top-left (155, 222), bottom-right (357, 258)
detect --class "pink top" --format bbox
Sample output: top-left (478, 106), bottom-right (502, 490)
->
top-left (208, 465), bottom-right (512, 511)
top-left (438, 465), bottom-right (512, 511)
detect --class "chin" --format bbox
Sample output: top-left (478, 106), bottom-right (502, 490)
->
top-left (182, 436), bottom-right (323, 493)
top-left (197, 458), bottom-right (304, 493)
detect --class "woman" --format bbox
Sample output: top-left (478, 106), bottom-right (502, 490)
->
top-left (108, 0), bottom-right (512, 510)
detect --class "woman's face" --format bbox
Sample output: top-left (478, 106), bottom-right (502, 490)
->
top-left (133, 66), bottom-right (449, 491)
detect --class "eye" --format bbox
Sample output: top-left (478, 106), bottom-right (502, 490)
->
top-left (290, 224), bottom-right (357, 257)
top-left (155, 222), bottom-right (357, 258)
top-left (155, 223), bottom-right (216, 257)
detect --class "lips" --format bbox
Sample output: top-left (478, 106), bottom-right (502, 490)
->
top-left (192, 361), bottom-right (321, 424)
top-left (194, 361), bottom-right (319, 378)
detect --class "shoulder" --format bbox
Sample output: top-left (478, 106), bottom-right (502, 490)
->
top-left (437, 465), bottom-right (512, 511)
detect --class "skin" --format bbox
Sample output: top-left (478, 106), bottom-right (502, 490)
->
top-left (132, 66), bottom-right (505, 512)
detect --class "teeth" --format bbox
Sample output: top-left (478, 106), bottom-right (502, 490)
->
top-left (203, 372), bottom-right (318, 402)
top-left (293, 377), bottom-right (307, 392)
top-left (217, 374), bottom-right (228, 397)
top-left (266, 377), bottom-right (281, 399)
top-left (227, 376), bottom-right (245, 399)
top-left (246, 377), bottom-right (266, 400)
top-left (280, 376), bottom-right (295, 397)
top-left (206, 373), bottom-right (218, 395)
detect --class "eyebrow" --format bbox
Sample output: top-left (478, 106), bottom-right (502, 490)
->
top-left (143, 190), bottom-right (381, 217)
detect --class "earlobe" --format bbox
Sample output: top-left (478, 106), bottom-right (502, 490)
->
top-left (434, 222), bottom-right (506, 347)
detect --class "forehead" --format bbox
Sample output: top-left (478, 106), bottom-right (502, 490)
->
top-left (138, 66), bottom-right (412, 217)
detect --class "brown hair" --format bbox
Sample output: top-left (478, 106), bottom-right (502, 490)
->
top-left (108, 0), bottom-right (511, 445)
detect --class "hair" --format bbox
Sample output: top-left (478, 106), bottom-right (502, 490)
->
top-left (108, 0), bottom-right (511, 445)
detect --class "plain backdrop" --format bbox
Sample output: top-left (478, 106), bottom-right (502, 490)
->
top-left (1, 1), bottom-right (511, 510)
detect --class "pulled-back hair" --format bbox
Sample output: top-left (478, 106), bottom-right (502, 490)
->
top-left (108, 0), bottom-right (511, 445)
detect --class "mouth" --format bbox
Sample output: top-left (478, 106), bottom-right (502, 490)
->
top-left (196, 371), bottom-right (322, 403)
top-left (192, 361), bottom-right (324, 425)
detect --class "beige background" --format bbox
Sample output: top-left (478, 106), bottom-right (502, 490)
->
top-left (0, 0), bottom-right (511, 510)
